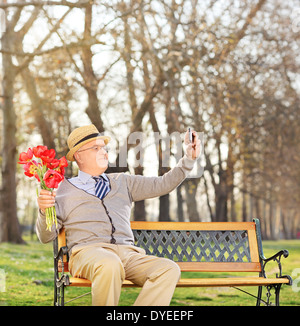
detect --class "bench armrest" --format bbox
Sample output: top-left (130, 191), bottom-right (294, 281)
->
top-left (54, 245), bottom-right (70, 287)
top-left (261, 249), bottom-right (289, 263)
top-left (54, 245), bottom-right (69, 261)
top-left (260, 250), bottom-right (292, 285)
top-left (253, 219), bottom-right (292, 285)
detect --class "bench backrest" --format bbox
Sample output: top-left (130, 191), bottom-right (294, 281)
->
top-left (131, 221), bottom-right (261, 272)
top-left (55, 221), bottom-right (262, 273)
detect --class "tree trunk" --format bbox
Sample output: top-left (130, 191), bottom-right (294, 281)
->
top-left (20, 68), bottom-right (56, 149)
top-left (261, 199), bottom-right (268, 240)
top-left (215, 187), bottom-right (228, 222)
top-left (133, 165), bottom-right (146, 221)
top-left (254, 197), bottom-right (261, 229)
top-left (230, 190), bottom-right (237, 222)
top-left (269, 201), bottom-right (276, 240)
top-left (242, 190), bottom-right (247, 222)
top-left (184, 179), bottom-right (200, 222)
top-left (203, 173), bottom-right (214, 221)
top-left (159, 194), bottom-right (170, 221)
top-left (0, 45), bottom-right (24, 243)
top-left (214, 168), bottom-right (228, 222)
top-left (82, 3), bottom-right (104, 133)
top-left (177, 184), bottom-right (184, 222)
top-left (281, 209), bottom-right (289, 240)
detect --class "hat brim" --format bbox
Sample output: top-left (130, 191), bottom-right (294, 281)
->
top-left (66, 135), bottom-right (110, 161)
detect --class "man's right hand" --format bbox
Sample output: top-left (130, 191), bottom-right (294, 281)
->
top-left (37, 189), bottom-right (56, 213)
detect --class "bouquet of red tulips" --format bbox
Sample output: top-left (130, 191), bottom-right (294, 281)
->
top-left (18, 146), bottom-right (68, 231)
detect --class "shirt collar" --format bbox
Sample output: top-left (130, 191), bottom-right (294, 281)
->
top-left (78, 170), bottom-right (108, 184)
top-left (100, 173), bottom-right (109, 182)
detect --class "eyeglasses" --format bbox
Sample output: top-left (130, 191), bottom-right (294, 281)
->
top-left (77, 145), bottom-right (109, 153)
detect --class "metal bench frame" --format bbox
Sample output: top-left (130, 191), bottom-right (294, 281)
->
top-left (53, 218), bottom-right (292, 306)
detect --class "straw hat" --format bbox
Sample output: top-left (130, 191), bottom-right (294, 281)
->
top-left (66, 124), bottom-right (110, 161)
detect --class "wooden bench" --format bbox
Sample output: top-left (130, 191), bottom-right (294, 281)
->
top-left (53, 218), bottom-right (292, 306)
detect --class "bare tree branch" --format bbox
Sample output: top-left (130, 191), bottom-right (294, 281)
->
top-left (0, 0), bottom-right (91, 9)
top-left (16, 6), bottom-right (73, 73)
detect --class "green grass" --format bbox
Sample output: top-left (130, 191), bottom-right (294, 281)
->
top-left (0, 236), bottom-right (299, 306)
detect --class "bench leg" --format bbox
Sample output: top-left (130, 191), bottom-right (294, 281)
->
top-left (54, 273), bottom-right (69, 306)
top-left (256, 286), bottom-right (263, 306)
top-left (54, 283), bottom-right (65, 306)
top-left (54, 280), bottom-right (58, 306)
top-left (54, 274), bottom-right (65, 307)
top-left (274, 284), bottom-right (282, 306)
top-left (266, 284), bottom-right (282, 306)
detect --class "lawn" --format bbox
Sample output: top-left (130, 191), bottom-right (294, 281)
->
top-left (0, 236), bottom-right (299, 306)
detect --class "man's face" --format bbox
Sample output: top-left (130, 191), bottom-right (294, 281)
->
top-left (74, 139), bottom-right (109, 176)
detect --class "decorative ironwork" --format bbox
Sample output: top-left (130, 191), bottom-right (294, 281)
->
top-left (133, 229), bottom-right (251, 263)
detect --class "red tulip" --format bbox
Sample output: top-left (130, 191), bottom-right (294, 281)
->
top-left (23, 161), bottom-right (40, 181)
top-left (40, 148), bottom-right (56, 164)
top-left (47, 156), bottom-right (68, 171)
top-left (59, 156), bottom-right (68, 168)
top-left (43, 169), bottom-right (64, 189)
top-left (32, 145), bottom-right (48, 158)
top-left (57, 167), bottom-right (65, 176)
top-left (18, 148), bottom-right (33, 164)
top-left (46, 158), bottom-right (60, 169)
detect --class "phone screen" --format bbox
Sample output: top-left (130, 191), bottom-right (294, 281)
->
top-left (188, 128), bottom-right (194, 143)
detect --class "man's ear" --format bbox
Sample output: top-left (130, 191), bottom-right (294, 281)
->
top-left (74, 152), bottom-right (82, 165)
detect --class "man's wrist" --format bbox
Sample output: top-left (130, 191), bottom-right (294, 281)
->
top-left (185, 153), bottom-right (196, 161)
top-left (182, 154), bottom-right (196, 169)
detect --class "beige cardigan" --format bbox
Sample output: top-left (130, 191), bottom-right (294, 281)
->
top-left (36, 155), bottom-right (195, 254)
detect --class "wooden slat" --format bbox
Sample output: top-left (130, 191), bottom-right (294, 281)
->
top-left (68, 277), bottom-right (290, 288)
top-left (57, 228), bottom-right (67, 263)
top-left (130, 221), bottom-right (256, 231)
top-left (69, 277), bottom-right (91, 287)
top-left (176, 277), bottom-right (290, 287)
top-left (69, 278), bottom-right (137, 288)
top-left (177, 262), bottom-right (261, 272)
top-left (248, 229), bottom-right (260, 263)
top-left (58, 228), bottom-right (66, 248)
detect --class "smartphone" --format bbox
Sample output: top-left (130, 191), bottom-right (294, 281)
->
top-left (188, 128), bottom-right (194, 144)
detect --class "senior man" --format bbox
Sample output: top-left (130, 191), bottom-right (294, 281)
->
top-left (37, 124), bottom-right (201, 306)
